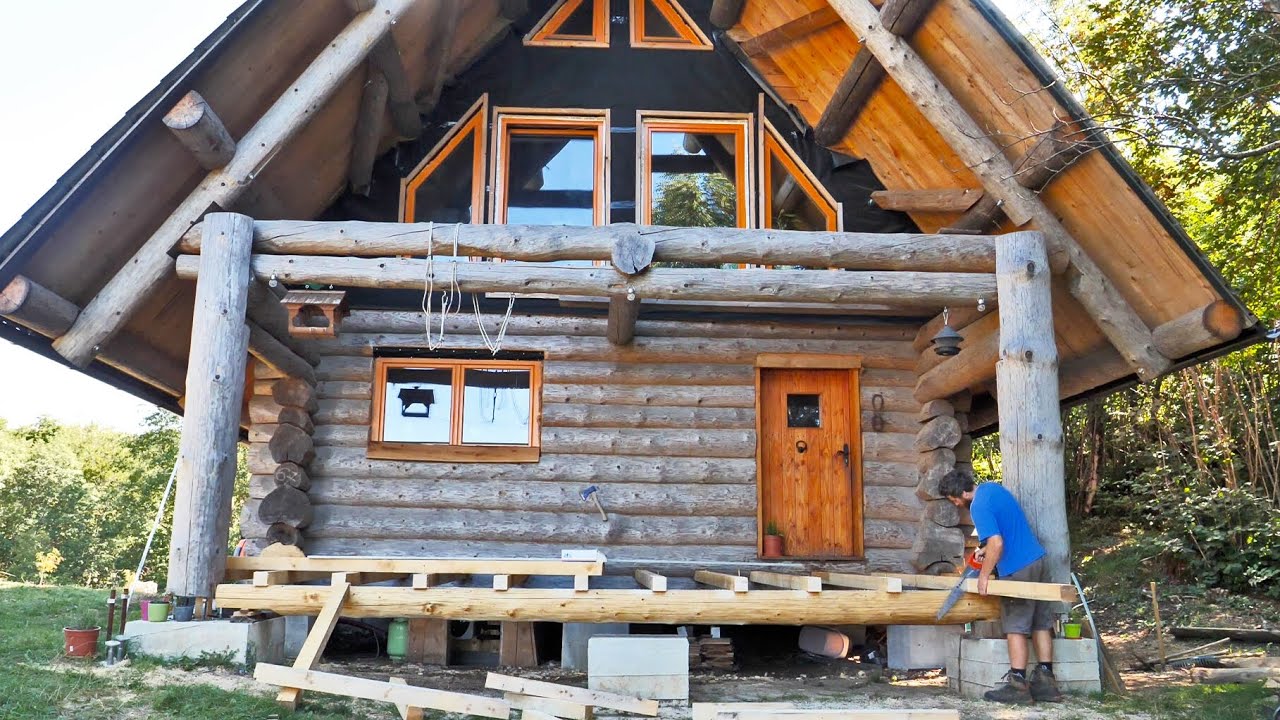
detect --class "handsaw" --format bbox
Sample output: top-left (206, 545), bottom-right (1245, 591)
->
top-left (936, 550), bottom-right (984, 620)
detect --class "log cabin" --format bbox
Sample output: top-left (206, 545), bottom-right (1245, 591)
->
top-left (0, 0), bottom-right (1260, 640)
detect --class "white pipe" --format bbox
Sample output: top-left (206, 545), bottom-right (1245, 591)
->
top-left (132, 454), bottom-right (180, 589)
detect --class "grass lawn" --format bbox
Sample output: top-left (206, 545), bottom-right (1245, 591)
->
top-left (1, 581), bottom-right (1275, 719)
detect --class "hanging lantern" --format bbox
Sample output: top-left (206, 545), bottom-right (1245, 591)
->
top-left (931, 307), bottom-right (963, 356)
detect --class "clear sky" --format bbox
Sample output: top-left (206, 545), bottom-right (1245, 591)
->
top-left (0, 0), bottom-right (1036, 433)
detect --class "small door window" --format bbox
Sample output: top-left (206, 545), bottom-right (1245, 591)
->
top-left (786, 393), bottom-right (821, 428)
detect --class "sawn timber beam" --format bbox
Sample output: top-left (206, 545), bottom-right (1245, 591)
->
top-left (174, 254), bottom-right (996, 309)
top-left (179, 220), bottom-right (1001, 273)
top-left (215, 585), bottom-right (1002, 625)
top-left (828, 0), bottom-right (1172, 380)
top-left (51, 0), bottom-right (416, 369)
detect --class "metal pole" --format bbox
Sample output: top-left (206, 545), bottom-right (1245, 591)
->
top-left (133, 453), bottom-right (180, 587)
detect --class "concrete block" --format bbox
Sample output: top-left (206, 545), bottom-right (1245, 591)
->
top-left (588, 635), bottom-right (689, 700)
top-left (887, 625), bottom-right (965, 670)
top-left (122, 617), bottom-right (285, 666)
top-left (562, 622), bottom-right (628, 671)
top-left (947, 638), bottom-right (1100, 698)
top-left (283, 615), bottom-right (313, 661)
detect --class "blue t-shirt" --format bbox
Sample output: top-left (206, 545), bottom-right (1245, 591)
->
top-left (969, 482), bottom-right (1045, 577)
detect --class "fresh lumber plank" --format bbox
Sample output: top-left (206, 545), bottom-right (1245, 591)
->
top-left (51, 0), bottom-right (416, 367)
top-left (256, 664), bottom-right (509, 718)
top-left (388, 677), bottom-right (424, 720)
top-left (749, 571), bottom-right (822, 593)
top-left (276, 582), bottom-right (350, 709)
top-left (1170, 627), bottom-right (1280, 643)
top-left (505, 692), bottom-right (593, 720)
top-left (215, 586), bottom-right (1001, 625)
top-left (486, 673), bottom-right (659, 716)
top-left (178, 220), bottom-right (1000, 273)
top-left (224, 556), bottom-right (603, 577)
top-left (693, 704), bottom-right (794, 720)
top-left (634, 569), bottom-right (668, 593)
top-left (880, 573), bottom-right (1077, 602)
top-left (253, 570), bottom-right (292, 587)
top-left (817, 572), bottom-right (902, 593)
top-left (695, 570), bottom-right (749, 593)
top-left (494, 574), bottom-right (528, 591)
top-left (717, 712), bottom-right (958, 720)
top-left (871, 189), bottom-right (982, 213)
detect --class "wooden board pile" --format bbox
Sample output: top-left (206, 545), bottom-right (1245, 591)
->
top-left (690, 636), bottom-right (736, 671)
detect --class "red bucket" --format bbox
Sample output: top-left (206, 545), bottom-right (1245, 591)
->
top-left (63, 627), bottom-right (101, 658)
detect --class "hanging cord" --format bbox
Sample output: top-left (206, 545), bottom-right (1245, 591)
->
top-left (421, 223), bottom-right (463, 350)
top-left (473, 293), bottom-right (516, 355)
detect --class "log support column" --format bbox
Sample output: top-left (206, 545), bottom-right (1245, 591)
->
top-left (993, 231), bottom-right (1069, 585)
top-left (168, 212), bottom-right (255, 597)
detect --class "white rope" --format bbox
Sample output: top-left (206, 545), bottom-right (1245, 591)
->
top-left (421, 223), bottom-right (463, 350)
top-left (473, 292), bottom-right (515, 355)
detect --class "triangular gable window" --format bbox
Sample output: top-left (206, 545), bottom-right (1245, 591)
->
top-left (525, 0), bottom-right (609, 48)
top-left (761, 118), bottom-right (840, 232)
top-left (401, 96), bottom-right (487, 224)
top-left (630, 0), bottom-right (712, 50)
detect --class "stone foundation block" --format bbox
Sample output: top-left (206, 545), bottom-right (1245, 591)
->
top-left (122, 617), bottom-right (286, 666)
top-left (946, 638), bottom-right (1100, 698)
top-left (588, 635), bottom-right (689, 700)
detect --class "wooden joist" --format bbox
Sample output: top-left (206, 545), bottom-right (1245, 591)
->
top-left (257, 664), bottom-right (510, 718)
top-left (694, 571), bottom-right (749, 593)
top-left (214, 586), bottom-right (1002, 625)
top-left (738, 8), bottom-right (842, 57)
top-left (367, 35), bottom-right (421, 139)
top-left (816, 572), bottom-right (902, 593)
top-left (749, 571), bottom-right (823, 593)
top-left (1150, 300), bottom-right (1246, 358)
top-left (179, 220), bottom-right (1000, 273)
top-left (50, 0), bottom-right (416, 368)
top-left (162, 90), bottom-right (235, 170)
top-left (0, 275), bottom-right (186, 397)
top-left (829, 0), bottom-right (1172, 381)
top-left (485, 673), bottom-right (659, 716)
top-left (882, 573), bottom-right (1078, 603)
top-left (717, 711), bottom-right (958, 720)
top-left (276, 581), bottom-right (350, 709)
top-left (348, 69), bottom-right (389, 196)
top-left (634, 569), bottom-right (668, 593)
top-left (412, 1), bottom-right (464, 114)
top-left (693, 704), bottom-right (796, 720)
top-left (871, 189), bottom-right (983, 213)
top-left (247, 320), bottom-right (317, 385)
top-left (494, 574), bottom-right (527, 591)
top-left (175, 254), bottom-right (995, 309)
top-left (223, 555), bottom-right (603, 578)
top-left (606, 296), bottom-right (641, 346)
top-left (505, 693), bottom-right (593, 720)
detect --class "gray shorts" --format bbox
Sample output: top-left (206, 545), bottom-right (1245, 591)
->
top-left (1000, 558), bottom-right (1055, 635)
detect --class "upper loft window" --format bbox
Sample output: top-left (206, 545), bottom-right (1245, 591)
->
top-left (491, 110), bottom-right (610, 228)
top-left (630, 0), bottom-right (713, 50)
top-left (400, 96), bottom-right (487, 224)
top-left (370, 356), bottom-right (542, 463)
top-left (638, 113), bottom-right (753, 229)
top-left (761, 118), bottom-right (841, 232)
top-left (525, 0), bottom-right (609, 48)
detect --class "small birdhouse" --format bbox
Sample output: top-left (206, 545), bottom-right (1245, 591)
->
top-left (280, 290), bottom-right (349, 338)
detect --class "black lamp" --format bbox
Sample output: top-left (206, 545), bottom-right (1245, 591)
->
top-left (931, 307), bottom-right (963, 356)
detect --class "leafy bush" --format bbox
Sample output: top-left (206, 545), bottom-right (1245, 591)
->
top-left (1147, 485), bottom-right (1280, 598)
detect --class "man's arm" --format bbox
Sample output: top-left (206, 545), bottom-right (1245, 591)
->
top-left (977, 534), bottom-right (1003, 596)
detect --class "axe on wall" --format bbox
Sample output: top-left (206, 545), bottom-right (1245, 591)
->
top-left (580, 485), bottom-right (608, 522)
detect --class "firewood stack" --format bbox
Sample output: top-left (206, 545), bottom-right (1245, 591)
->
top-left (689, 637), bottom-right (735, 671)
top-left (910, 394), bottom-right (975, 573)
top-left (250, 362), bottom-right (317, 549)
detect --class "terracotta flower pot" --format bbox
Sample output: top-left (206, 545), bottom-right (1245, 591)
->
top-left (763, 534), bottom-right (785, 558)
top-left (63, 627), bottom-right (101, 658)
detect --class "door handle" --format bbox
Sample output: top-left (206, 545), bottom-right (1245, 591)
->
top-left (836, 443), bottom-right (850, 466)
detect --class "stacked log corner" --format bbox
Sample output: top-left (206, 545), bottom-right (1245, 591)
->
top-left (245, 363), bottom-right (319, 551)
top-left (910, 397), bottom-right (971, 573)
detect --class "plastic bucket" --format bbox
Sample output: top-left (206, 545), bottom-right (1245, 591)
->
top-left (148, 602), bottom-right (170, 623)
top-left (1063, 622), bottom-right (1082, 639)
top-left (139, 599), bottom-right (150, 621)
top-left (173, 604), bottom-right (195, 622)
top-left (63, 627), bottom-right (101, 658)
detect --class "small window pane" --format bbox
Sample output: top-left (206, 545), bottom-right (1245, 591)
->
top-left (462, 368), bottom-right (534, 445)
top-left (412, 133), bottom-right (477, 225)
top-left (555, 0), bottom-right (597, 37)
top-left (383, 367), bottom-right (452, 443)
top-left (767, 153), bottom-right (830, 232)
top-left (506, 134), bottom-right (596, 227)
top-left (650, 130), bottom-right (739, 230)
top-left (787, 394), bottom-right (821, 428)
top-left (643, 0), bottom-right (680, 38)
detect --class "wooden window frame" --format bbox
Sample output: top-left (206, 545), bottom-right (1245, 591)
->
top-left (752, 354), bottom-right (864, 560)
top-left (629, 0), bottom-right (713, 50)
top-left (489, 108), bottom-right (611, 227)
top-left (399, 94), bottom-right (489, 224)
top-left (636, 111), bottom-right (754, 229)
top-left (369, 357), bottom-right (543, 463)
top-left (524, 0), bottom-right (609, 48)
top-left (759, 115), bottom-right (842, 232)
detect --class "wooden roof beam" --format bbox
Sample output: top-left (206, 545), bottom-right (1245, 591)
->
top-left (710, 0), bottom-right (746, 30)
top-left (413, 1), bottom-right (464, 116)
top-left (737, 8), bottom-right (842, 57)
top-left (829, 0), bottom-right (1172, 381)
top-left (871, 188), bottom-right (983, 213)
top-left (175, 253), bottom-right (995, 309)
top-left (348, 70), bottom-right (389, 196)
top-left (179, 220), bottom-right (1000, 273)
top-left (606, 295), bottom-right (641, 346)
top-left (1, 275), bottom-right (185, 397)
top-left (50, 0), bottom-right (416, 369)
top-left (814, 0), bottom-right (938, 147)
top-left (368, 35), bottom-right (423, 139)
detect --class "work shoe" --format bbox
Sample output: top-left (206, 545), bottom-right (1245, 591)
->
top-left (983, 673), bottom-right (1033, 705)
top-left (1030, 667), bottom-right (1064, 703)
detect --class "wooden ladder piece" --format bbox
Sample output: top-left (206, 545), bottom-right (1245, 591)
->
top-left (257, 664), bottom-right (510, 718)
top-left (389, 677), bottom-right (424, 720)
top-left (486, 673), bottom-right (659, 716)
top-left (505, 692), bottom-right (594, 720)
top-left (275, 581), bottom-right (350, 710)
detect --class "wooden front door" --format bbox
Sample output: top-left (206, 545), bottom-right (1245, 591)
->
top-left (758, 367), bottom-right (862, 558)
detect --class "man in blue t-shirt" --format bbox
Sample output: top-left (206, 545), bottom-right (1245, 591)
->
top-left (940, 469), bottom-right (1063, 705)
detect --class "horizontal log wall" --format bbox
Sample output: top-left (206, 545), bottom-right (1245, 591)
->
top-left (242, 310), bottom-right (926, 574)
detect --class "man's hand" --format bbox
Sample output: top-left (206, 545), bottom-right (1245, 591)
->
top-left (977, 573), bottom-right (990, 596)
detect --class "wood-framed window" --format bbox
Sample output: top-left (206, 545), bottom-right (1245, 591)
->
top-left (760, 116), bottom-right (841, 232)
top-left (630, 0), bottom-right (713, 50)
top-left (637, 112), bottom-right (754, 230)
top-left (490, 109), bottom-right (610, 234)
top-left (400, 95), bottom-right (488, 224)
top-left (369, 357), bottom-right (543, 463)
top-left (524, 0), bottom-right (609, 48)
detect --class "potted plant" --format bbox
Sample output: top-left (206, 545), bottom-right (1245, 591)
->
top-left (148, 593), bottom-right (172, 623)
top-left (63, 611), bottom-right (101, 659)
top-left (1062, 609), bottom-right (1084, 639)
top-left (763, 521), bottom-right (785, 558)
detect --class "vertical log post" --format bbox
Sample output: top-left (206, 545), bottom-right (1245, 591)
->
top-left (168, 212), bottom-right (254, 597)
top-left (993, 231), bottom-right (1069, 585)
